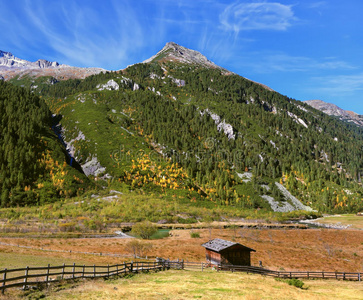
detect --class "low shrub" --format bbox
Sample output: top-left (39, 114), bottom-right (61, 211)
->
top-left (275, 278), bottom-right (304, 289)
top-left (287, 278), bottom-right (304, 289)
top-left (190, 231), bottom-right (200, 238)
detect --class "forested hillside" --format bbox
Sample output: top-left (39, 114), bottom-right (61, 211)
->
top-left (1, 43), bottom-right (363, 214)
top-left (39, 57), bottom-right (363, 214)
top-left (0, 81), bottom-right (90, 207)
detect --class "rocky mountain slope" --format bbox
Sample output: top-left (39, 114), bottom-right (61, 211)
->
top-left (0, 50), bottom-right (104, 81)
top-left (143, 42), bottom-right (273, 91)
top-left (143, 42), bottom-right (228, 72)
top-left (304, 99), bottom-right (363, 127)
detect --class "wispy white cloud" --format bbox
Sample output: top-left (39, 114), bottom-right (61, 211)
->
top-left (307, 1), bottom-right (327, 9)
top-left (311, 73), bottom-right (363, 95)
top-left (239, 52), bottom-right (356, 73)
top-left (2, 0), bottom-right (156, 69)
top-left (219, 2), bottom-right (296, 35)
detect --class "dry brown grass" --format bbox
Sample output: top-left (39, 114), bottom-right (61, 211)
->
top-left (1, 228), bottom-right (362, 272)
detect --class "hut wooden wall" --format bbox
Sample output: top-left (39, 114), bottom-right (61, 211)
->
top-left (205, 245), bottom-right (252, 266)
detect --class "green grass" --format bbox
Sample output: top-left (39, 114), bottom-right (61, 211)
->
top-left (149, 229), bottom-right (170, 239)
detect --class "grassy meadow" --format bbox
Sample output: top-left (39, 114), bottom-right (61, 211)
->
top-left (3, 269), bottom-right (363, 300)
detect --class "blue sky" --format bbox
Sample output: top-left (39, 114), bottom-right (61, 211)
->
top-left (1, 0), bottom-right (363, 113)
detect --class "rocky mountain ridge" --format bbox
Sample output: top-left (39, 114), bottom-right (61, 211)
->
top-left (0, 50), bottom-right (59, 68)
top-left (0, 50), bottom-right (105, 80)
top-left (143, 42), bottom-right (274, 91)
top-left (143, 42), bottom-right (230, 73)
top-left (304, 99), bottom-right (363, 127)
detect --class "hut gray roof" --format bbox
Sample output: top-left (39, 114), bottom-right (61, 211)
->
top-left (201, 238), bottom-right (256, 253)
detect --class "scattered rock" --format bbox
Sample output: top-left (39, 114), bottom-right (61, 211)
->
top-left (97, 79), bottom-right (119, 91)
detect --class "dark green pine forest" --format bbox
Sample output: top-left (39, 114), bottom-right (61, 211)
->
top-left (0, 80), bottom-right (89, 207)
top-left (1, 56), bottom-right (363, 214)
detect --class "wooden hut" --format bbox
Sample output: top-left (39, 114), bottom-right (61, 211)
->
top-left (202, 238), bottom-right (256, 266)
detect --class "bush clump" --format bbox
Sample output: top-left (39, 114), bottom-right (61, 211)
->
top-left (275, 278), bottom-right (304, 289)
top-left (287, 278), bottom-right (304, 289)
top-left (190, 231), bottom-right (200, 238)
top-left (131, 221), bottom-right (158, 239)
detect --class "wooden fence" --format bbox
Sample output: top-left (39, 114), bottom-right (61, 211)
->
top-left (0, 260), bottom-right (180, 294)
top-left (217, 265), bottom-right (362, 281)
top-left (1, 260), bottom-right (361, 294)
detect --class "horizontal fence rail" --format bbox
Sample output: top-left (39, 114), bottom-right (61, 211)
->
top-left (217, 265), bottom-right (362, 281)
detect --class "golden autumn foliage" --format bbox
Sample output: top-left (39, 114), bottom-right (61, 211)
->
top-left (121, 154), bottom-right (188, 191)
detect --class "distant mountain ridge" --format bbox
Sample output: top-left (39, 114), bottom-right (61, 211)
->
top-left (0, 50), bottom-right (104, 80)
top-left (304, 99), bottom-right (363, 127)
top-left (0, 50), bottom-right (59, 69)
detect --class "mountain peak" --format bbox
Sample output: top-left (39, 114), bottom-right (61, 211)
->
top-left (0, 50), bottom-right (14, 59)
top-left (143, 42), bottom-right (228, 72)
top-left (304, 99), bottom-right (363, 127)
top-left (304, 100), bottom-right (348, 117)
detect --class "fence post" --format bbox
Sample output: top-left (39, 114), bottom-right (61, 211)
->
top-left (359, 273), bottom-right (361, 282)
top-left (2, 268), bottom-right (6, 295)
top-left (93, 264), bottom-right (96, 278)
top-left (181, 259), bottom-right (184, 270)
top-left (72, 263), bottom-right (76, 279)
top-left (107, 264), bottom-right (110, 277)
top-left (61, 263), bottom-right (65, 280)
top-left (23, 266), bottom-right (29, 290)
top-left (322, 272), bottom-right (324, 279)
top-left (335, 271), bottom-right (338, 280)
top-left (130, 261), bottom-right (133, 273)
top-left (343, 272), bottom-right (346, 280)
top-left (116, 264), bottom-right (119, 275)
top-left (82, 265), bottom-right (85, 278)
top-left (307, 272), bottom-right (309, 279)
top-left (46, 264), bottom-right (50, 284)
